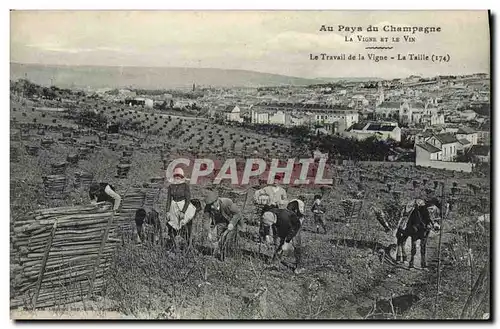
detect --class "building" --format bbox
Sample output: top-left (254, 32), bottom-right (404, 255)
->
top-left (313, 110), bottom-right (359, 131)
top-left (224, 106), bottom-right (243, 123)
top-left (269, 110), bottom-right (287, 125)
top-left (459, 110), bottom-right (478, 121)
top-left (125, 97), bottom-right (154, 108)
top-left (416, 142), bottom-right (443, 162)
top-left (375, 101), bottom-right (401, 120)
top-left (250, 102), bottom-right (358, 130)
top-left (349, 95), bottom-right (369, 109)
top-left (414, 130), bottom-right (434, 145)
top-left (467, 145), bottom-right (490, 163)
top-left (430, 113), bottom-right (445, 126)
top-left (289, 114), bottom-right (306, 126)
top-left (415, 141), bottom-right (474, 172)
top-left (343, 121), bottom-right (401, 142)
top-left (477, 130), bottom-right (490, 145)
top-left (457, 138), bottom-right (472, 153)
top-left (251, 109), bottom-right (270, 124)
top-left (426, 133), bottom-right (460, 162)
top-left (456, 126), bottom-right (478, 145)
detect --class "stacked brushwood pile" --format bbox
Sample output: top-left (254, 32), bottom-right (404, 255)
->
top-left (78, 147), bottom-right (90, 160)
top-left (117, 187), bottom-right (146, 230)
top-left (41, 137), bottom-right (55, 148)
top-left (10, 205), bottom-right (120, 309)
top-left (51, 162), bottom-right (68, 175)
top-left (74, 171), bottom-right (94, 189)
top-left (116, 164), bottom-right (131, 179)
top-left (10, 146), bottom-right (19, 163)
top-left (66, 153), bottom-right (79, 165)
top-left (340, 199), bottom-right (364, 221)
top-left (42, 175), bottom-right (67, 199)
top-left (143, 178), bottom-right (164, 209)
top-left (25, 145), bottom-right (40, 156)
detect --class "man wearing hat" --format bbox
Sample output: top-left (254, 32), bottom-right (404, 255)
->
top-left (253, 174), bottom-right (288, 222)
top-left (260, 208), bottom-right (304, 274)
top-left (89, 182), bottom-right (122, 213)
top-left (253, 174), bottom-right (288, 209)
top-left (203, 191), bottom-right (244, 259)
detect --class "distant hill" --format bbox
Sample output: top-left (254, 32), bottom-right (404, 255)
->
top-left (314, 77), bottom-right (383, 83)
top-left (10, 63), bottom-right (328, 90)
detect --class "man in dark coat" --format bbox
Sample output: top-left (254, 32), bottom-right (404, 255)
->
top-left (260, 208), bottom-right (304, 274)
top-left (204, 191), bottom-right (245, 260)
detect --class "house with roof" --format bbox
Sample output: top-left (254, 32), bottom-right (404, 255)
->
top-left (415, 139), bottom-right (474, 172)
top-left (416, 142), bottom-right (443, 163)
top-left (400, 101), bottom-right (439, 125)
top-left (457, 138), bottom-right (472, 153)
top-left (250, 109), bottom-right (270, 124)
top-left (426, 133), bottom-right (460, 161)
top-left (224, 105), bottom-right (243, 123)
top-left (375, 101), bottom-right (401, 120)
top-left (414, 130), bottom-right (434, 145)
top-left (456, 126), bottom-right (478, 145)
top-left (430, 113), bottom-right (445, 126)
top-left (343, 121), bottom-right (401, 142)
top-left (289, 113), bottom-right (307, 126)
top-left (349, 94), bottom-right (369, 109)
top-left (269, 110), bottom-right (287, 125)
top-left (459, 109), bottom-right (477, 121)
top-left (467, 145), bottom-right (490, 163)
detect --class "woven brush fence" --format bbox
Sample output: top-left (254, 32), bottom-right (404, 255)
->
top-left (11, 205), bottom-right (120, 309)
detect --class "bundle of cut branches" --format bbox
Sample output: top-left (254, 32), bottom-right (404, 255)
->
top-left (11, 205), bottom-right (119, 309)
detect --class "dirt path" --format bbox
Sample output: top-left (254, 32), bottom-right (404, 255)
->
top-left (329, 218), bottom-right (455, 319)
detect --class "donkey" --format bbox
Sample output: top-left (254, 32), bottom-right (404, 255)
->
top-left (396, 199), bottom-right (442, 269)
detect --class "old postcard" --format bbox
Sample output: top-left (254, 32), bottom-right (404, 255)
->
top-left (9, 10), bottom-right (491, 320)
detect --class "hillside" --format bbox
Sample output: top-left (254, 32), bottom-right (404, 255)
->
top-left (10, 63), bottom-right (326, 90)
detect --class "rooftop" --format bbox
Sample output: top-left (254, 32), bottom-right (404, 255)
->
top-left (416, 142), bottom-right (441, 153)
top-left (223, 105), bottom-right (239, 113)
top-left (378, 101), bottom-right (401, 108)
top-left (434, 133), bottom-right (458, 144)
top-left (457, 126), bottom-right (476, 134)
top-left (365, 123), bottom-right (398, 132)
top-left (410, 102), bottom-right (426, 109)
top-left (347, 121), bottom-right (398, 132)
top-left (467, 145), bottom-right (490, 156)
top-left (458, 138), bottom-right (471, 145)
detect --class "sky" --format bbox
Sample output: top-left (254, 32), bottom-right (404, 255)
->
top-left (10, 10), bottom-right (490, 79)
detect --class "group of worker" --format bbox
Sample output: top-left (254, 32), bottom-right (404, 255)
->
top-left (87, 169), bottom-right (329, 274)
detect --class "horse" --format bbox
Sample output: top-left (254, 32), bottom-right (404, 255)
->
top-left (396, 198), bottom-right (443, 269)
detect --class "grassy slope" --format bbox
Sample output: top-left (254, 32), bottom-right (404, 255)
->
top-left (10, 96), bottom-right (490, 319)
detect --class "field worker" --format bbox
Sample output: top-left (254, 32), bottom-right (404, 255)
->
top-left (253, 174), bottom-right (288, 211)
top-left (286, 196), bottom-right (306, 224)
top-left (165, 167), bottom-right (196, 240)
top-left (134, 208), bottom-right (147, 244)
top-left (203, 191), bottom-right (244, 260)
top-left (311, 194), bottom-right (327, 234)
top-left (260, 208), bottom-right (304, 274)
top-left (89, 182), bottom-right (122, 213)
